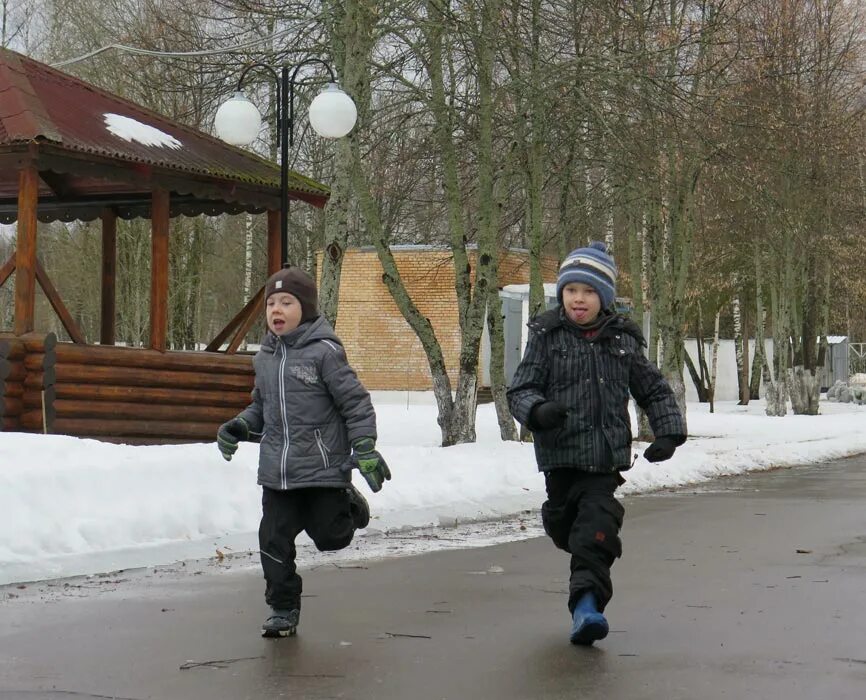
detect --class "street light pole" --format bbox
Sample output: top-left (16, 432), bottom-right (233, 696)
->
top-left (215, 59), bottom-right (357, 270)
top-left (279, 65), bottom-right (290, 269)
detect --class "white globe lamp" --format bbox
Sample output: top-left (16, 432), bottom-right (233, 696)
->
top-left (214, 92), bottom-right (262, 146)
top-left (308, 84), bottom-right (358, 139)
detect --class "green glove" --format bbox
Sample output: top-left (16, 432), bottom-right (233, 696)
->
top-left (349, 437), bottom-right (391, 493)
top-left (217, 417), bottom-right (250, 461)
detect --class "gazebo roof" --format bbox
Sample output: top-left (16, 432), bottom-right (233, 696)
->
top-left (0, 48), bottom-right (329, 223)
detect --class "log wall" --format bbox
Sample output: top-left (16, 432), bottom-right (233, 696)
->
top-left (0, 332), bottom-right (56, 433)
top-left (1, 337), bottom-right (254, 444)
top-left (52, 343), bottom-right (254, 443)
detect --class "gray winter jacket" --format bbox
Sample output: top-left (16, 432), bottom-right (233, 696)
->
top-left (238, 316), bottom-right (377, 491)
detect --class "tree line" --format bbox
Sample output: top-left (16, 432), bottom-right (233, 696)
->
top-left (3, 0), bottom-right (866, 443)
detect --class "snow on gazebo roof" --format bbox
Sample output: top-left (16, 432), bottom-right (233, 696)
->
top-left (0, 48), bottom-right (328, 223)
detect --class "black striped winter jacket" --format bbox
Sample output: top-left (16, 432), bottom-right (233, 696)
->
top-left (507, 309), bottom-right (686, 473)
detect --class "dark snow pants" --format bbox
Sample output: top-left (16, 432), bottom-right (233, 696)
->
top-left (259, 486), bottom-right (355, 610)
top-left (541, 469), bottom-right (625, 613)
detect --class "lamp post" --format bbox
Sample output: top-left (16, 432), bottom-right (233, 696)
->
top-left (214, 59), bottom-right (357, 269)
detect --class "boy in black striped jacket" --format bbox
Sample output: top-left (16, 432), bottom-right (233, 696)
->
top-left (507, 241), bottom-right (686, 645)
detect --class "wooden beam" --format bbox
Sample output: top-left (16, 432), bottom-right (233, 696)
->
top-left (54, 343), bottom-right (253, 374)
top-left (14, 166), bottom-right (39, 335)
top-left (55, 364), bottom-right (250, 391)
top-left (100, 209), bottom-right (117, 345)
top-left (227, 287), bottom-right (265, 354)
top-left (149, 189), bottom-right (170, 351)
top-left (0, 252), bottom-right (14, 288)
top-left (267, 210), bottom-right (281, 275)
top-left (54, 400), bottom-right (239, 424)
top-left (55, 383), bottom-right (252, 408)
top-left (53, 417), bottom-right (224, 440)
top-left (34, 258), bottom-right (86, 344)
top-left (38, 170), bottom-right (76, 199)
top-left (205, 285), bottom-right (264, 352)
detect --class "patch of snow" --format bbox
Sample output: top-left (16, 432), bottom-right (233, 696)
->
top-left (104, 113), bottom-right (181, 149)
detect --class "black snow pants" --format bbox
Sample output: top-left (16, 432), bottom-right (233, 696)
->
top-left (259, 486), bottom-right (355, 610)
top-left (541, 469), bottom-right (625, 613)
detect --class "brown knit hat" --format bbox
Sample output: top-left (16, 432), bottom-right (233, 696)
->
top-left (264, 267), bottom-right (318, 323)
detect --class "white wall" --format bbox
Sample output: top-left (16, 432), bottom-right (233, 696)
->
top-left (682, 339), bottom-right (774, 402)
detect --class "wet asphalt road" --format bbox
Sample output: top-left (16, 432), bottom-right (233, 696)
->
top-left (1, 455), bottom-right (866, 700)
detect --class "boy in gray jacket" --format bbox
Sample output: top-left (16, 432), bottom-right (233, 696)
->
top-left (217, 267), bottom-right (390, 638)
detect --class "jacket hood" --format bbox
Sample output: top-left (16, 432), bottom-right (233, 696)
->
top-left (262, 315), bottom-right (342, 353)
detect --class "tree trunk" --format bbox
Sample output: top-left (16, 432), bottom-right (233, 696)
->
top-left (525, 0), bottom-right (546, 320)
top-left (764, 371), bottom-right (787, 417)
top-left (346, 0), bottom-right (501, 446)
top-left (755, 238), bottom-right (786, 416)
top-left (241, 214), bottom-right (254, 350)
top-left (733, 296), bottom-right (747, 404)
top-left (749, 340), bottom-right (763, 400)
top-left (695, 302), bottom-right (707, 393)
top-left (750, 303), bottom-right (766, 401)
top-left (420, 0), bottom-right (501, 445)
top-left (684, 350), bottom-right (708, 402)
top-left (319, 0), bottom-right (376, 325)
top-left (350, 147), bottom-right (457, 443)
top-left (487, 288), bottom-right (518, 441)
top-left (765, 288), bottom-right (788, 417)
top-left (708, 310), bottom-right (720, 414)
top-left (786, 366), bottom-right (820, 415)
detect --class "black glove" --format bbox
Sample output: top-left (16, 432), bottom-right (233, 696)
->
top-left (643, 436), bottom-right (678, 463)
top-left (346, 437), bottom-right (392, 493)
top-left (217, 417), bottom-right (250, 461)
top-left (529, 401), bottom-right (568, 431)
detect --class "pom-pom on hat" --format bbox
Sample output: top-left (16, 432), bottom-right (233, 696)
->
top-left (264, 267), bottom-right (319, 323)
top-left (556, 241), bottom-right (618, 310)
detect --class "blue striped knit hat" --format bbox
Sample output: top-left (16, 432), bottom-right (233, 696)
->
top-left (556, 241), bottom-right (618, 310)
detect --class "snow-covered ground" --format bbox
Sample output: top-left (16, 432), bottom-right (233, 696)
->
top-left (1, 394), bottom-right (864, 586)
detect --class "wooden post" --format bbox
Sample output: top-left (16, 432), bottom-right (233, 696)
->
top-left (14, 166), bottom-right (39, 335)
top-left (267, 209), bottom-right (281, 275)
top-left (149, 189), bottom-right (170, 351)
top-left (100, 209), bottom-right (117, 345)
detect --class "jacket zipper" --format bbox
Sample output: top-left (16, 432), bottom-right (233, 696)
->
top-left (314, 429), bottom-right (331, 469)
top-left (278, 342), bottom-right (290, 489)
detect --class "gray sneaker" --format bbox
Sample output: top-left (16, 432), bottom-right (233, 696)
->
top-left (262, 608), bottom-right (300, 638)
top-left (346, 484), bottom-right (370, 529)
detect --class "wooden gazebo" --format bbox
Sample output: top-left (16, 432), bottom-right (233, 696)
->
top-left (0, 48), bottom-right (328, 442)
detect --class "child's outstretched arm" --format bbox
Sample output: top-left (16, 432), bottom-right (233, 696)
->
top-left (320, 343), bottom-right (376, 444)
top-left (507, 332), bottom-right (551, 427)
top-left (319, 342), bottom-right (390, 491)
top-left (628, 353), bottom-right (687, 460)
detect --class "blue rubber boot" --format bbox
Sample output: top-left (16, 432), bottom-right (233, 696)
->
top-left (569, 592), bottom-right (609, 645)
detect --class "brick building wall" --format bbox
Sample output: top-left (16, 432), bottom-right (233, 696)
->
top-left (325, 246), bottom-right (558, 390)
